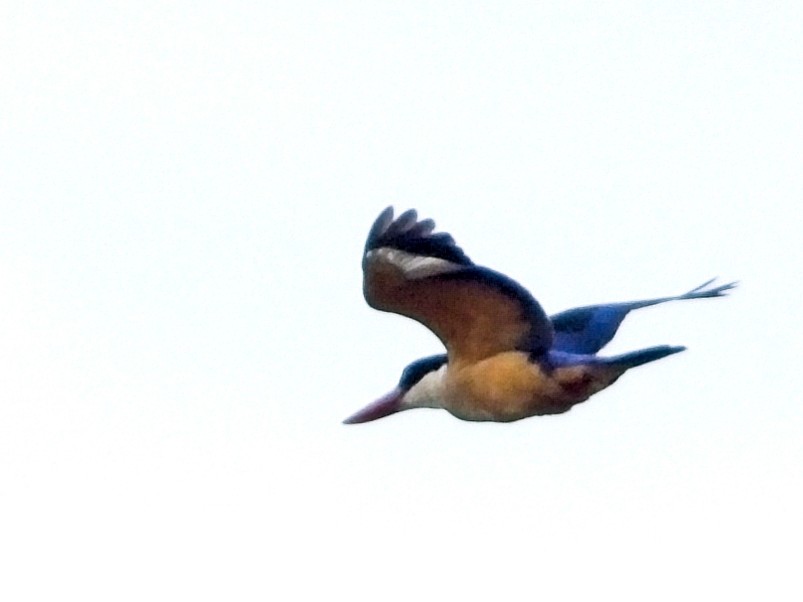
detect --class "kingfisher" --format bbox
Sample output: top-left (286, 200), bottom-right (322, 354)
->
top-left (343, 207), bottom-right (736, 424)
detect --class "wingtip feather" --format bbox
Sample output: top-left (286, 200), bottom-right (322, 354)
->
top-left (363, 207), bottom-right (473, 265)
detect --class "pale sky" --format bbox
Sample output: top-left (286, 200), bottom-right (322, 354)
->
top-left (2, 2), bottom-right (802, 600)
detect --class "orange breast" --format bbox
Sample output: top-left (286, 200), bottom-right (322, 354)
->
top-left (442, 353), bottom-right (622, 421)
top-left (443, 352), bottom-right (561, 421)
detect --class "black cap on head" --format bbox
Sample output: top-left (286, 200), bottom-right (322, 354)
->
top-left (398, 354), bottom-right (448, 391)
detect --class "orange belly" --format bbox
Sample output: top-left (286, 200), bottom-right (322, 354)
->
top-left (443, 352), bottom-right (619, 421)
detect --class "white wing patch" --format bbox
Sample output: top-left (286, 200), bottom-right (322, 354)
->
top-left (367, 247), bottom-right (464, 280)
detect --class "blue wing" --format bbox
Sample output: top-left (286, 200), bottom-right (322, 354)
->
top-left (550, 278), bottom-right (737, 354)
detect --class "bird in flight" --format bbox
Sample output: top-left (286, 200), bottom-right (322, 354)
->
top-left (343, 207), bottom-right (736, 424)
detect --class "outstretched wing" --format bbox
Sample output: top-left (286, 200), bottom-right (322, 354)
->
top-left (363, 207), bottom-right (553, 363)
top-left (550, 278), bottom-right (738, 354)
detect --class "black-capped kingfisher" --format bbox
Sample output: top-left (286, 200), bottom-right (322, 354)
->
top-left (344, 207), bottom-right (735, 424)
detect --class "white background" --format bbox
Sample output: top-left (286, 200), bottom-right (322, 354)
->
top-left (2, 2), bottom-right (801, 600)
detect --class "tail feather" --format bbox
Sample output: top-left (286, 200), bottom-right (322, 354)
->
top-left (603, 345), bottom-right (686, 369)
top-left (550, 278), bottom-right (737, 355)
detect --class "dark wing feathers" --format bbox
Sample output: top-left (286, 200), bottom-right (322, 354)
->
top-left (407, 218), bottom-right (436, 238)
top-left (362, 206), bottom-right (553, 362)
top-left (365, 206), bottom-right (473, 266)
top-left (364, 206), bottom-right (395, 254)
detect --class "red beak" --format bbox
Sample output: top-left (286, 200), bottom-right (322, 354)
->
top-left (343, 388), bottom-right (404, 424)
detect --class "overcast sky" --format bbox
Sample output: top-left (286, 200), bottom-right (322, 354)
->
top-left (2, 2), bottom-right (801, 600)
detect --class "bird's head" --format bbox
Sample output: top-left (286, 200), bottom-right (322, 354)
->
top-left (342, 354), bottom-right (448, 424)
